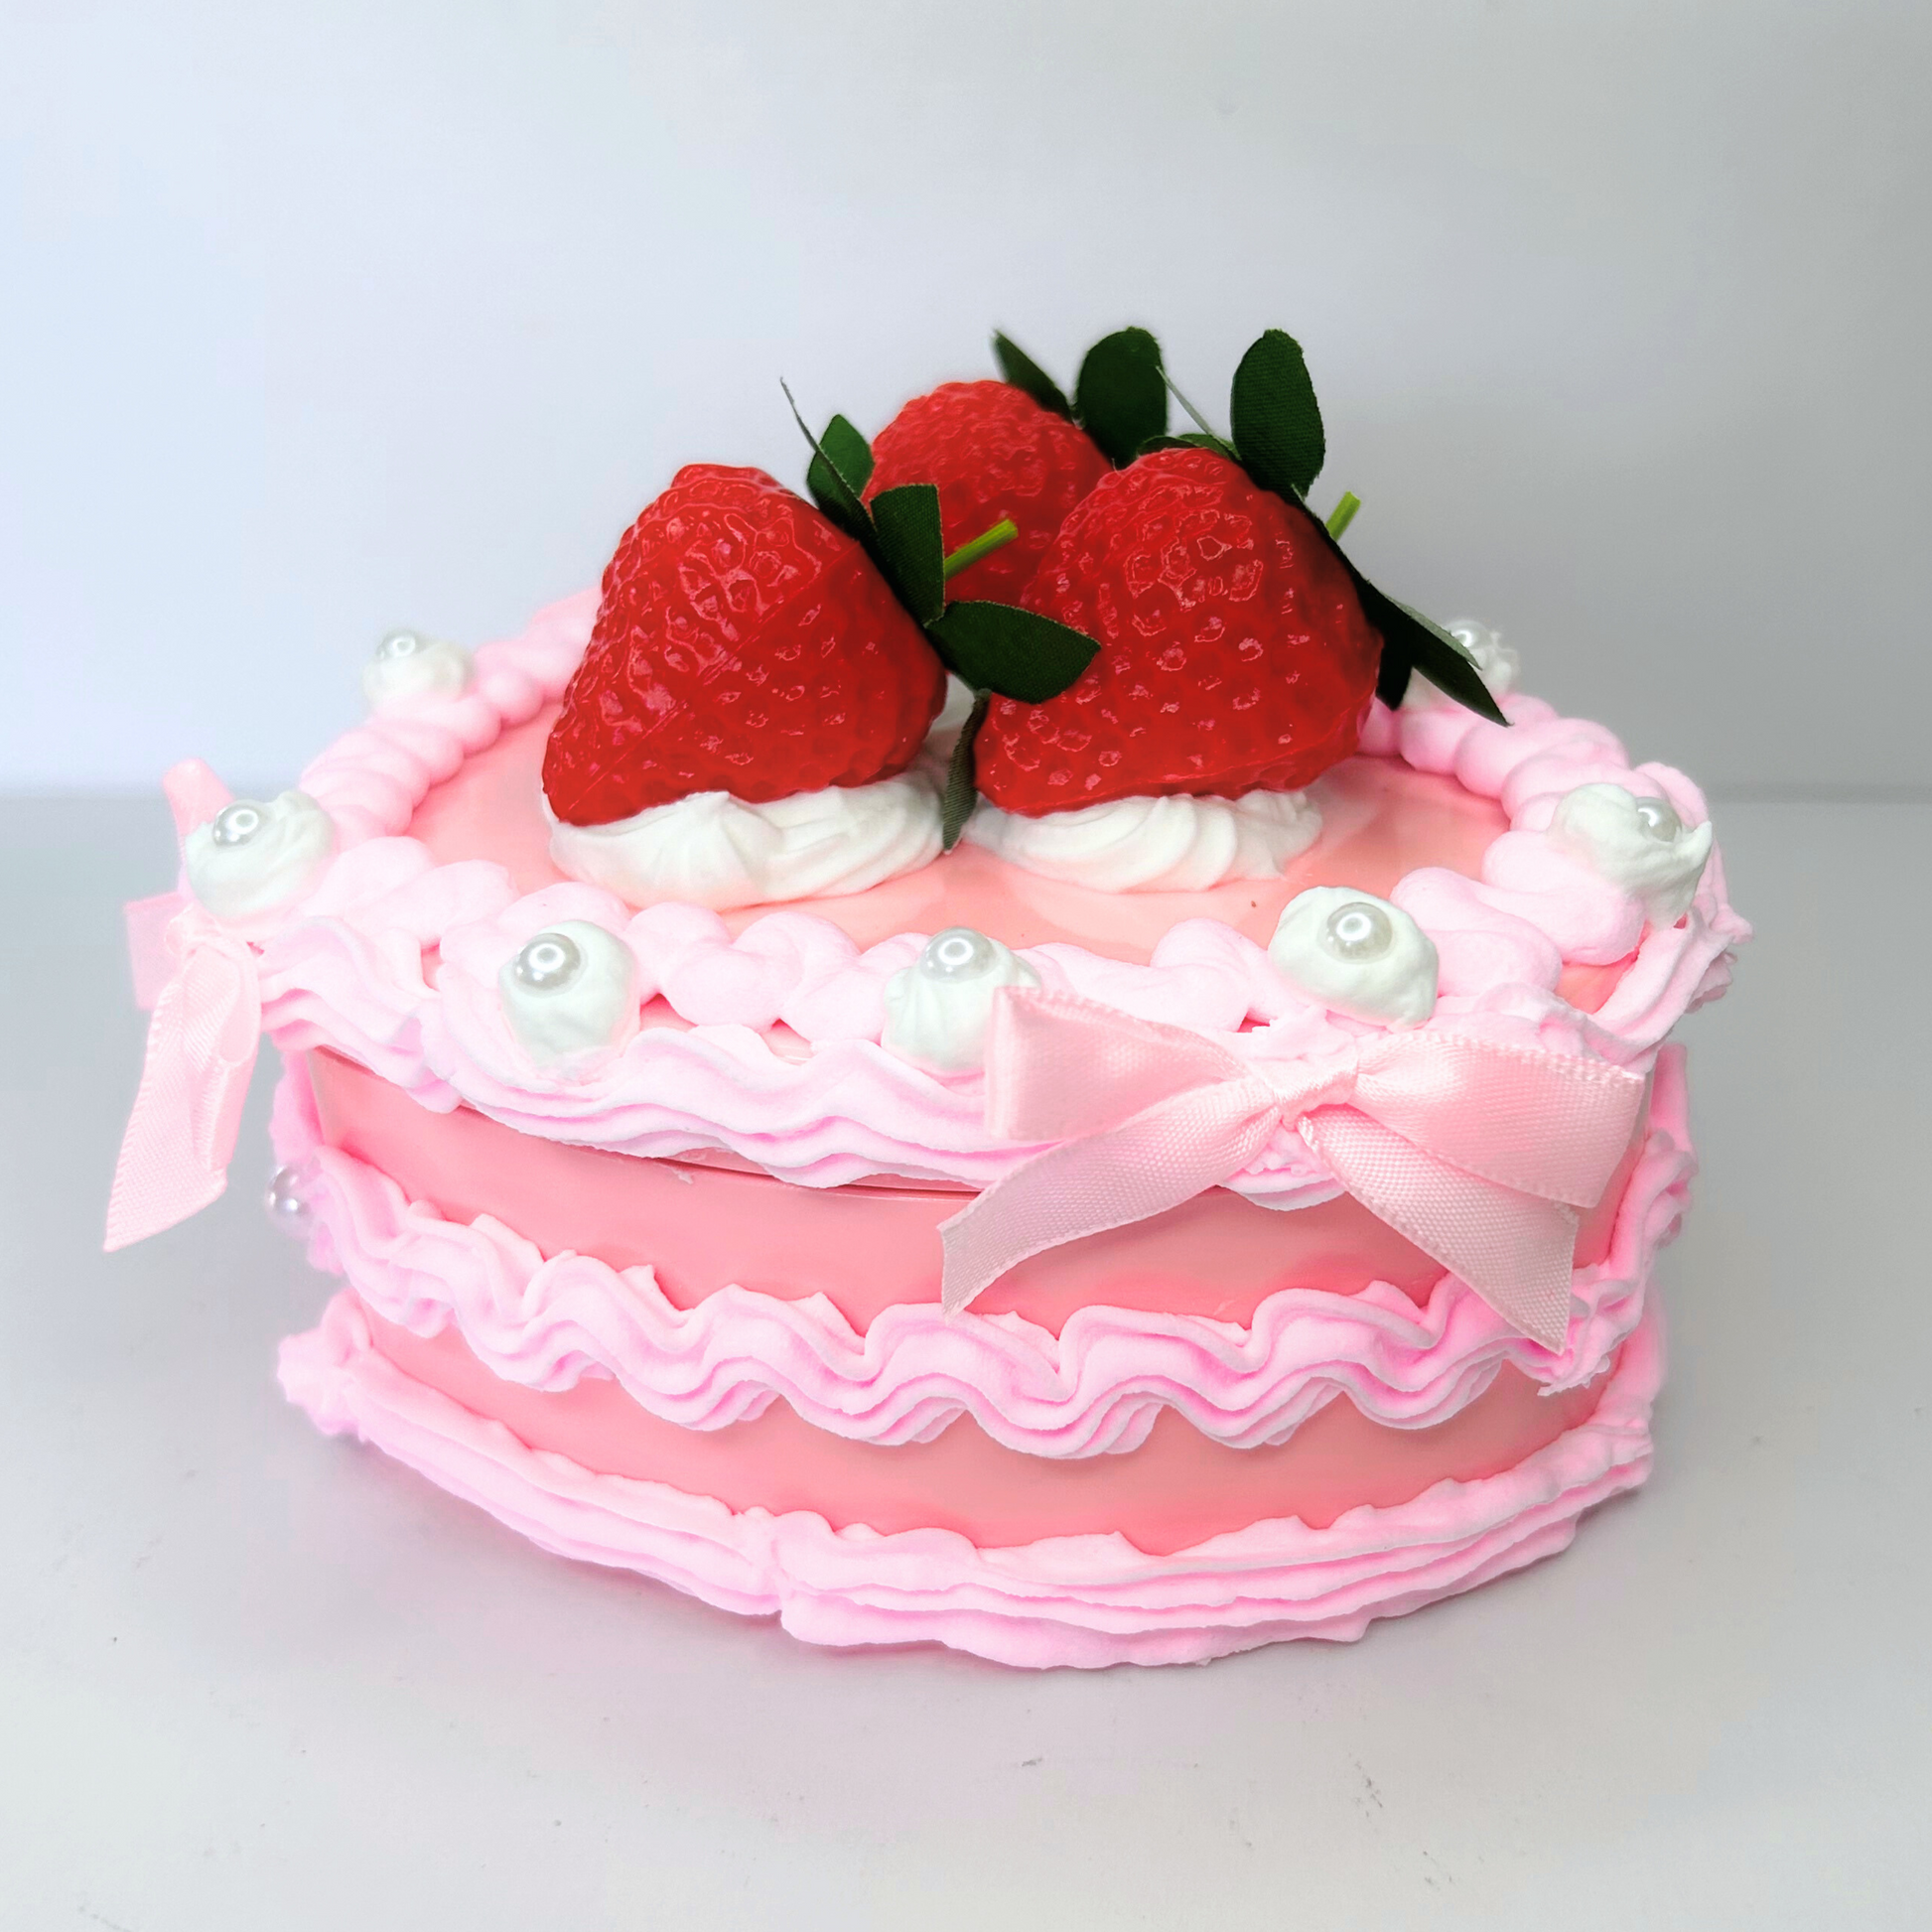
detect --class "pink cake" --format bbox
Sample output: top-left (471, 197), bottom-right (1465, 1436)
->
top-left (107, 332), bottom-right (1748, 1667)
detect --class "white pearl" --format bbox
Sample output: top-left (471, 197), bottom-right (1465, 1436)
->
top-left (1634, 797), bottom-right (1681, 842)
top-left (920, 926), bottom-right (999, 982)
top-left (1322, 900), bottom-right (1394, 962)
top-left (264, 1165), bottom-right (312, 1235)
top-left (511, 931), bottom-right (585, 992)
top-left (376, 627), bottom-right (425, 661)
top-left (210, 801), bottom-right (265, 847)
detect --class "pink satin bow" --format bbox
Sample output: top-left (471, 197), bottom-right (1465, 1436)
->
top-left (938, 989), bottom-right (1648, 1349)
top-left (104, 903), bottom-right (262, 1251)
top-left (104, 759), bottom-right (262, 1252)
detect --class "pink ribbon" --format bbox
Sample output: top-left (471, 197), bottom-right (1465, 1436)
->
top-left (103, 759), bottom-right (260, 1253)
top-left (939, 989), bottom-right (1648, 1349)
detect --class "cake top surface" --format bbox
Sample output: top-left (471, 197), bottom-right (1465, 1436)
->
top-left (108, 323), bottom-right (1749, 1336)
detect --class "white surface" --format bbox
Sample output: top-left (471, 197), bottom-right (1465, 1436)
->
top-left (5, 795), bottom-right (1928, 1929)
top-left (5, 1), bottom-right (1930, 795)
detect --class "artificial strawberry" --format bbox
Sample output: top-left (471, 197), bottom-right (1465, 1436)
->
top-left (543, 465), bottom-right (945, 825)
top-left (864, 380), bottom-right (1110, 604)
top-left (974, 445), bottom-right (1381, 813)
top-left (967, 328), bottom-right (1509, 820)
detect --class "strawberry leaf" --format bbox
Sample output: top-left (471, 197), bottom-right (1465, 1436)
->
top-left (1229, 329), bottom-right (1324, 501)
top-left (1375, 642), bottom-right (1415, 709)
top-left (1075, 327), bottom-right (1167, 467)
top-left (1347, 571), bottom-right (1506, 725)
top-left (940, 689), bottom-right (992, 849)
top-left (926, 601), bottom-right (1099, 704)
top-left (782, 383), bottom-right (873, 542)
top-left (992, 333), bottom-right (1072, 419)
top-left (870, 483), bottom-right (946, 625)
top-left (818, 413), bottom-right (875, 494)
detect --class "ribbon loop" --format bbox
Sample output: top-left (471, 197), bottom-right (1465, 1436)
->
top-left (104, 904), bottom-right (262, 1253)
top-left (941, 988), bottom-right (1647, 1349)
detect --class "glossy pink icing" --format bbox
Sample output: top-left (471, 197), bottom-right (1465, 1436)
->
top-left (276, 1047), bottom-right (1691, 1461)
top-left (278, 1293), bottom-right (1663, 1667)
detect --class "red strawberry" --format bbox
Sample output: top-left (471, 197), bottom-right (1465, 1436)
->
top-left (865, 380), bottom-right (1110, 604)
top-left (543, 465), bottom-right (945, 825)
top-left (975, 447), bottom-right (1379, 814)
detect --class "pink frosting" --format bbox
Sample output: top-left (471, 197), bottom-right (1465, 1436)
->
top-left (276, 1045), bottom-right (1692, 1459)
top-left (278, 1292), bottom-right (1663, 1668)
top-left (196, 594), bottom-right (1745, 1203)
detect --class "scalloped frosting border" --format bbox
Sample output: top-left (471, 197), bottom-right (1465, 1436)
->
top-left (278, 1293), bottom-right (1662, 1669)
top-left (272, 1049), bottom-right (1693, 1459)
top-left (157, 589), bottom-right (1746, 1198)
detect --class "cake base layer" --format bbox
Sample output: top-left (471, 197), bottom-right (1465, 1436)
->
top-left (279, 1296), bottom-right (1663, 1669)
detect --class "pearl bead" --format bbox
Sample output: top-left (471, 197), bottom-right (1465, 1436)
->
top-left (511, 930), bottom-right (585, 992)
top-left (376, 627), bottom-right (425, 661)
top-left (209, 801), bottom-right (265, 848)
top-left (1321, 899), bottom-right (1395, 963)
top-left (264, 1165), bottom-right (312, 1236)
top-left (919, 926), bottom-right (998, 982)
top-left (1634, 797), bottom-right (1681, 842)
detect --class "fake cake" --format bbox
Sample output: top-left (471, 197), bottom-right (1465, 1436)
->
top-left (107, 328), bottom-right (1748, 1668)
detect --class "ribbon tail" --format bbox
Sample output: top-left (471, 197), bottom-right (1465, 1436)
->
top-left (125, 892), bottom-right (186, 1012)
top-left (940, 1083), bottom-right (1279, 1314)
top-left (103, 947), bottom-right (261, 1253)
top-left (1308, 1111), bottom-right (1579, 1351)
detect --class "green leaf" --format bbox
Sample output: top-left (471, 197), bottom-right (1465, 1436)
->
top-left (1351, 574), bottom-right (1506, 725)
top-left (992, 333), bottom-right (1071, 419)
top-left (1375, 641), bottom-right (1415, 709)
top-left (1299, 501), bottom-right (1506, 727)
top-left (940, 689), bottom-right (992, 849)
top-left (781, 382), bottom-right (873, 542)
top-left (925, 601), bottom-right (1099, 704)
top-left (1074, 327), bottom-right (1168, 467)
top-left (818, 413), bottom-right (875, 494)
top-left (1229, 329), bottom-right (1324, 501)
top-left (869, 483), bottom-right (946, 625)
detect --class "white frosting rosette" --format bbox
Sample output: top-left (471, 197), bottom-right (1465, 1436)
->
top-left (497, 921), bottom-right (643, 1073)
top-left (1269, 887), bottom-right (1440, 1027)
top-left (1548, 783), bottom-right (1714, 926)
top-left (361, 628), bottom-right (474, 712)
top-left (963, 787), bottom-right (1322, 893)
top-left (882, 927), bottom-right (1041, 1074)
top-left (184, 792), bottom-right (336, 927)
top-left (548, 776), bottom-right (943, 913)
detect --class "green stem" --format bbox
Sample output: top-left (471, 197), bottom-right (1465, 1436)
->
top-left (1163, 372), bottom-right (1218, 438)
top-left (1325, 490), bottom-right (1362, 540)
top-left (942, 518), bottom-right (1019, 581)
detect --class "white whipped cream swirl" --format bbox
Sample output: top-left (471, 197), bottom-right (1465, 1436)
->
top-left (1548, 783), bottom-right (1714, 926)
top-left (184, 791), bottom-right (336, 927)
top-left (362, 628), bottom-right (474, 712)
top-left (963, 787), bottom-right (1321, 893)
top-left (497, 921), bottom-right (641, 1073)
top-left (1270, 887), bottom-right (1440, 1027)
top-left (882, 927), bottom-right (1041, 1073)
top-left (548, 774), bottom-right (943, 913)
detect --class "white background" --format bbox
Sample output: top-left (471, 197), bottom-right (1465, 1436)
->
top-left (5, 1), bottom-right (1928, 796)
